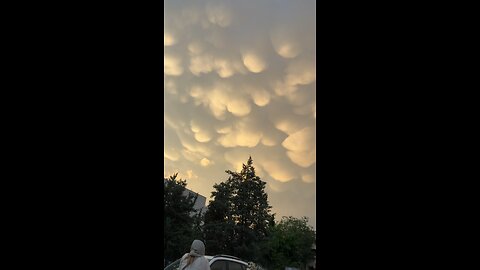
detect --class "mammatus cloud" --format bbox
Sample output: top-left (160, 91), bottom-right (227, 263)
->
top-left (242, 52), bottom-right (267, 73)
top-left (164, 54), bottom-right (183, 76)
top-left (261, 160), bottom-right (296, 182)
top-left (282, 126), bottom-right (316, 168)
top-left (248, 87), bottom-right (271, 107)
top-left (270, 27), bottom-right (301, 59)
top-left (206, 1), bottom-right (233, 28)
top-left (164, 0), bottom-right (316, 227)
top-left (190, 82), bottom-right (254, 119)
top-left (190, 120), bottom-right (213, 143)
top-left (164, 147), bottom-right (180, 161)
top-left (273, 114), bottom-right (310, 136)
top-left (200, 158), bottom-right (213, 167)
top-left (301, 173), bottom-right (315, 184)
top-left (285, 58), bottom-right (316, 88)
top-left (189, 54), bottom-right (246, 78)
top-left (164, 32), bottom-right (177, 46)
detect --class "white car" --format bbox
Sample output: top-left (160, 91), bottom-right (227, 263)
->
top-left (164, 254), bottom-right (249, 270)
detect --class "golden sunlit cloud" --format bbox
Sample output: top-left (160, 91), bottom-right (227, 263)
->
top-left (249, 88), bottom-right (271, 107)
top-left (287, 149), bottom-right (316, 168)
top-left (190, 120), bottom-right (213, 143)
top-left (270, 28), bottom-right (301, 59)
top-left (189, 54), bottom-right (215, 76)
top-left (164, 148), bottom-right (180, 161)
top-left (164, 113), bottom-right (180, 129)
top-left (259, 127), bottom-right (286, 147)
top-left (164, 32), bottom-right (177, 46)
top-left (189, 53), bottom-right (245, 78)
top-left (181, 149), bottom-right (204, 163)
top-left (190, 121), bottom-right (200, 133)
top-left (176, 130), bottom-right (213, 158)
top-left (293, 101), bottom-right (316, 116)
top-left (223, 151), bottom-right (245, 172)
top-left (282, 126), bottom-right (316, 168)
top-left (261, 136), bottom-right (277, 147)
top-left (226, 98), bottom-right (251, 117)
top-left (194, 131), bottom-right (212, 143)
top-left (261, 160), bottom-right (296, 182)
top-left (217, 117), bottom-right (263, 148)
top-left (164, 0), bottom-right (316, 227)
top-left (200, 158), bottom-right (213, 167)
top-left (273, 116), bottom-right (309, 135)
top-left (217, 130), bottom-right (262, 148)
top-left (186, 169), bottom-right (198, 180)
top-left (164, 54), bottom-right (183, 76)
top-left (270, 80), bottom-right (297, 97)
top-left (242, 52), bottom-right (267, 73)
top-left (215, 124), bottom-right (232, 134)
top-left (214, 58), bottom-right (235, 78)
top-left (285, 58), bottom-right (316, 86)
top-left (276, 43), bottom-right (300, 59)
top-left (164, 79), bottom-right (178, 95)
top-left (206, 2), bottom-right (233, 28)
top-left (188, 41), bottom-right (205, 55)
top-left (282, 126), bottom-right (315, 152)
top-left (302, 174), bottom-right (315, 184)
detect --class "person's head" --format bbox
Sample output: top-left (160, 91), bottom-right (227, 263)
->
top-left (189, 239), bottom-right (205, 257)
top-left (185, 240), bottom-right (206, 267)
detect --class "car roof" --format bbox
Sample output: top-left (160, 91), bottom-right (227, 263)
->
top-left (205, 255), bottom-right (248, 266)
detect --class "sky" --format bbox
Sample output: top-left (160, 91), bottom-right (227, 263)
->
top-left (164, 0), bottom-right (316, 228)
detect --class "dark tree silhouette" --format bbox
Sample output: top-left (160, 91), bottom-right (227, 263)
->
top-left (163, 174), bottom-right (198, 263)
top-left (204, 157), bottom-right (275, 262)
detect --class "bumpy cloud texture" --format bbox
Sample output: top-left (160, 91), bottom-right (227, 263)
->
top-left (164, 0), bottom-right (316, 227)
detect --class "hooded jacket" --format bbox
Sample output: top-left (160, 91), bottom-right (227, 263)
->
top-left (178, 240), bottom-right (210, 270)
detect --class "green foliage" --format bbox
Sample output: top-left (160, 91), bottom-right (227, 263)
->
top-left (259, 216), bottom-right (316, 270)
top-left (203, 180), bottom-right (236, 255)
top-left (164, 159), bottom-right (316, 270)
top-left (164, 173), bottom-right (199, 263)
top-left (192, 207), bottom-right (206, 240)
top-left (204, 157), bottom-right (275, 262)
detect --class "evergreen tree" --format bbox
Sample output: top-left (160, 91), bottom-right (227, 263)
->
top-left (203, 180), bottom-right (236, 255)
top-left (192, 207), bottom-right (205, 241)
top-left (204, 157), bottom-right (275, 261)
top-left (163, 173), bottom-right (199, 263)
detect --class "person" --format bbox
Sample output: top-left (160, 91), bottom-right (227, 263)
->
top-left (178, 240), bottom-right (211, 270)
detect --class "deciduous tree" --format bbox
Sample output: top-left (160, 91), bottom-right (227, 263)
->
top-left (260, 216), bottom-right (316, 270)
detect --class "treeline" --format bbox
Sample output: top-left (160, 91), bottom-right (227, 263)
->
top-left (164, 157), bottom-right (316, 270)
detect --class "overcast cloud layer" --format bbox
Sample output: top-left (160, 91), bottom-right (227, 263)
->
top-left (164, 0), bottom-right (316, 228)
